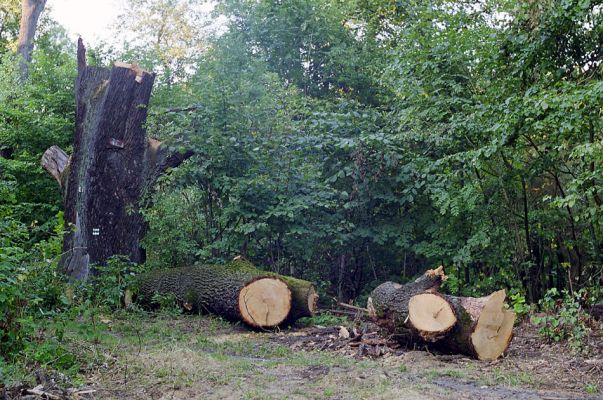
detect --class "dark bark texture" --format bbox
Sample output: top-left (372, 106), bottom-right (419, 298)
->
top-left (135, 259), bottom-right (317, 323)
top-left (135, 260), bottom-right (292, 326)
top-left (44, 40), bottom-right (192, 279)
top-left (59, 40), bottom-right (155, 279)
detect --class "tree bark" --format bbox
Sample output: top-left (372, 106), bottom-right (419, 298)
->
top-left (17, 0), bottom-right (46, 81)
top-left (277, 274), bottom-right (319, 321)
top-left (367, 268), bottom-right (515, 360)
top-left (135, 260), bottom-right (295, 328)
top-left (41, 39), bottom-right (192, 279)
top-left (135, 259), bottom-right (318, 325)
top-left (367, 267), bottom-right (457, 342)
top-left (438, 290), bottom-right (516, 361)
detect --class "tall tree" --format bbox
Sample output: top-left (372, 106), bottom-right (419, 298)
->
top-left (113, 0), bottom-right (211, 86)
top-left (16, 0), bottom-right (45, 80)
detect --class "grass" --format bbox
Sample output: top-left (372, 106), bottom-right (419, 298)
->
top-left (585, 383), bottom-right (599, 395)
top-left (4, 310), bottom-right (597, 399)
top-left (423, 367), bottom-right (466, 380)
top-left (485, 367), bottom-right (537, 387)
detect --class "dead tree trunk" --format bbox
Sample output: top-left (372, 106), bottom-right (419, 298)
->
top-left (17, 0), bottom-right (46, 81)
top-left (41, 39), bottom-right (191, 280)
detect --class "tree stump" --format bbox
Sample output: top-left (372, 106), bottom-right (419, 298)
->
top-left (41, 39), bottom-right (191, 279)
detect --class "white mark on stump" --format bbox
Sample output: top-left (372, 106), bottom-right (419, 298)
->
top-left (92, 228), bottom-right (100, 236)
top-left (109, 138), bottom-right (125, 148)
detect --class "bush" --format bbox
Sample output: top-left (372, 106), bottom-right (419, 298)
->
top-left (532, 288), bottom-right (598, 353)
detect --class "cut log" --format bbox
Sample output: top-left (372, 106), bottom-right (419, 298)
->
top-left (135, 260), bottom-right (297, 328)
top-left (229, 257), bottom-right (318, 320)
top-left (367, 267), bottom-right (456, 342)
top-left (277, 275), bottom-right (319, 320)
top-left (437, 290), bottom-right (516, 361)
top-left (41, 39), bottom-right (192, 280)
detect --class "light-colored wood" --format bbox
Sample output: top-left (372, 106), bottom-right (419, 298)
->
top-left (408, 293), bottom-right (457, 341)
top-left (41, 145), bottom-right (69, 187)
top-left (470, 289), bottom-right (516, 361)
top-left (114, 61), bottom-right (147, 82)
top-left (238, 278), bottom-right (292, 328)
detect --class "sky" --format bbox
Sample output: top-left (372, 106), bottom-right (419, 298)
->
top-left (47, 0), bottom-right (123, 46)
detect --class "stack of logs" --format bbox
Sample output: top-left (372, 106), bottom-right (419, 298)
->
top-left (367, 266), bottom-right (516, 361)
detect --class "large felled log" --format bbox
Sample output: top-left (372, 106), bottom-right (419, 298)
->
top-left (135, 260), bottom-right (317, 327)
top-left (437, 290), bottom-right (516, 361)
top-left (136, 261), bottom-right (292, 328)
top-left (230, 258), bottom-right (318, 320)
top-left (41, 39), bottom-right (192, 280)
top-left (367, 267), bottom-right (457, 342)
top-left (278, 274), bottom-right (319, 320)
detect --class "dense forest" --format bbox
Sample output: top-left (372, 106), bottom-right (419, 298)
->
top-left (1, 0), bottom-right (602, 396)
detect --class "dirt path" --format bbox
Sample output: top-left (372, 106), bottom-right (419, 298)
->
top-left (8, 315), bottom-right (603, 399)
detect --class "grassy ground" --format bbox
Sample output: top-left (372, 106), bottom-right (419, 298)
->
top-left (3, 311), bottom-right (602, 399)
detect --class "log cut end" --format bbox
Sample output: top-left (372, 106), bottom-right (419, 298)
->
top-left (470, 290), bottom-right (516, 361)
top-left (408, 293), bottom-right (457, 341)
top-left (238, 278), bottom-right (292, 328)
top-left (306, 286), bottom-right (319, 315)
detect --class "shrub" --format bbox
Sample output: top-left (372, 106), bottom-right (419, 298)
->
top-left (532, 288), bottom-right (597, 353)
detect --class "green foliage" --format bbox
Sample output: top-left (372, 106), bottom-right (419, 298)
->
top-left (532, 288), bottom-right (598, 353)
top-left (83, 256), bottom-right (149, 311)
top-left (296, 312), bottom-right (349, 328)
top-left (585, 383), bottom-right (599, 395)
top-left (131, 0), bottom-right (603, 305)
top-left (150, 292), bottom-right (182, 316)
top-left (509, 291), bottom-right (530, 319)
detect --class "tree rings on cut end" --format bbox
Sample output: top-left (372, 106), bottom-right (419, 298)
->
top-left (470, 289), bottom-right (516, 361)
top-left (238, 278), bottom-right (292, 328)
top-left (408, 293), bottom-right (457, 341)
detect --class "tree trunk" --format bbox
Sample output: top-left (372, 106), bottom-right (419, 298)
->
top-left (438, 290), bottom-right (516, 361)
top-left (135, 260), bottom-right (295, 328)
top-left (41, 39), bottom-right (191, 279)
top-left (274, 274), bottom-right (318, 321)
top-left (135, 259), bottom-right (318, 326)
top-left (17, 0), bottom-right (46, 81)
top-left (367, 267), bottom-right (457, 342)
